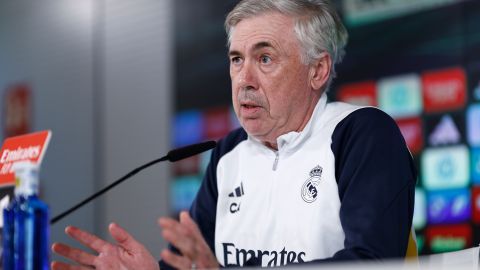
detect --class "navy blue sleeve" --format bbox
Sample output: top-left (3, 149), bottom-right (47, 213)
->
top-left (159, 128), bottom-right (247, 270)
top-left (297, 107), bottom-right (416, 266)
top-left (323, 107), bottom-right (416, 261)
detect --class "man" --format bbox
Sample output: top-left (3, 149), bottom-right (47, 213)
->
top-left (52, 0), bottom-right (416, 269)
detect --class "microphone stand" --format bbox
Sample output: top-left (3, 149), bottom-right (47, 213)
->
top-left (50, 156), bottom-right (168, 224)
top-left (50, 140), bottom-right (216, 225)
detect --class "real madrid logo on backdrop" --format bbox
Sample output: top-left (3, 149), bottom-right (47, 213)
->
top-left (301, 165), bottom-right (322, 203)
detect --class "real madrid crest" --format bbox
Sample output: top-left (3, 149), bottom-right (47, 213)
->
top-left (301, 165), bottom-right (322, 203)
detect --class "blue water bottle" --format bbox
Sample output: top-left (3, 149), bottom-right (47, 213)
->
top-left (3, 195), bottom-right (17, 270)
top-left (3, 161), bottom-right (50, 270)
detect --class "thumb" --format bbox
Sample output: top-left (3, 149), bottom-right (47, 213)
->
top-left (109, 223), bottom-right (141, 251)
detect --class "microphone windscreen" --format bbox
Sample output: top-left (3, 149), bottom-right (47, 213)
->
top-left (167, 141), bottom-right (217, 162)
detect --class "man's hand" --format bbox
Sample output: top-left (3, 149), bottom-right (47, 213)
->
top-left (52, 223), bottom-right (159, 270)
top-left (159, 211), bottom-right (219, 269)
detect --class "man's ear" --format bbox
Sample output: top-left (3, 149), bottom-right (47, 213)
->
top-left (309, 54), bottom-right (332, 91)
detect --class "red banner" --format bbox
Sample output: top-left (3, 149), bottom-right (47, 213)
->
top-left (0, 130), bottom-right (51, 186)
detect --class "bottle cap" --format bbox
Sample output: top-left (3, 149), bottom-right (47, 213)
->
top-left (12, 161), bottom-right (39, 197)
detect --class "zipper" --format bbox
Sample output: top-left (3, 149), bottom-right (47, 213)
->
top-left (272, 151), bottom-right (279, 171)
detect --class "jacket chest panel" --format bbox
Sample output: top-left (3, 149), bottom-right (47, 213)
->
top-left (215, 140), bottom-right (345, 266)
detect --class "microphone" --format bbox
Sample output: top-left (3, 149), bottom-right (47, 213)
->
top-left (166, 140), bottom-right (216, 162)
top-left (50, 141), bottom-right (217, 224)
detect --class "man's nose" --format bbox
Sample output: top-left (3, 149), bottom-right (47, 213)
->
top-left (237, 60), bottom-right (259, 90)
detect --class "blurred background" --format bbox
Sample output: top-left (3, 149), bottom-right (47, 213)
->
top-left (0, 0), bottom-right (479, 262)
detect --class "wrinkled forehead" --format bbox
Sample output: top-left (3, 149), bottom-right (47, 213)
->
top-left (228, 12), bottom-right (298, 51)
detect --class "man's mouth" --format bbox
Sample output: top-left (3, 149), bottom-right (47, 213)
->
top-left (240, 101), bottom-right (261, 109)
top-left (240, 102), bottom-right (262, 116)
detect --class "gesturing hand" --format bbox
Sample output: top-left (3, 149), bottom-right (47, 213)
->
top-left (52, 223), bottom-right (159, 270)
top-left (159, 211), bottom-right (219, 269)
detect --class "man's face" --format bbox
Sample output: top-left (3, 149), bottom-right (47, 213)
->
top-left (229, 12), bottom-right (315, 145)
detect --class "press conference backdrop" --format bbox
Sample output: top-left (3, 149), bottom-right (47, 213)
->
top-left (171, 0), bottom-right (480, 255)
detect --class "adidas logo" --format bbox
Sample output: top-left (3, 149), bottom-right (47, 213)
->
top-left (228, 182), bottom-right (244, 198)
top-left (429, 115), bottom-right (460, 146)
top-left (229, 182), bottom-right (244, 214)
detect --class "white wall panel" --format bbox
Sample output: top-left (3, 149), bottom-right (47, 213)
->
top-left (0, 0), bottom-right (96, 255)
top-left (0, 0), bottom-right (172, 262)
top-left (100, 0), bottom-right (172, 254)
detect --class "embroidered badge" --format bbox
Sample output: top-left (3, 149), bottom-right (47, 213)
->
top-left (301, 165), bottom-right (322, 203)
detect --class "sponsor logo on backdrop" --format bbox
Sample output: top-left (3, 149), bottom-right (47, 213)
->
top-left (428, 115), bottom-right (461, 146)
top-left (426, 224), bottom-right (471, 253)
top-left (422, 67), bottom-right (466, 113)
top-left (421, 145), bottom-right (469, 190)
top-left (425, 112), bottom-right (465, 148)
top-left (427, 189), bottom-right (470, 224)
top-left (337, 81), bottom-right (377, 106)
top-left (378, 74), bottom-right (422, 119)
top-left (396, 117), bottom-right (423, 155)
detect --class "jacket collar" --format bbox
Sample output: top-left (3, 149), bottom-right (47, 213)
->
top-left (247, 93), bottom-right (328, 154)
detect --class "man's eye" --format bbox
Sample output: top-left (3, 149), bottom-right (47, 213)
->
top-left (231, 57), bottom-right (243, 64)
top-left (260, 55), bottom-right (272, 64)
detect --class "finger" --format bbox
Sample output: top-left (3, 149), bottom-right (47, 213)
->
top-left (179, 212), bottom-right (219, 268)
top-left (161, 225), bottom-right (196, 258)
top-left (158, 216), bottom-right (219, 268)
top-left (179, 212), bottom-right (203, 239)
top-left (158, 216), bottom-right (183, 230)
top-left (51, 261), bottom-right (93, 270)
top-left (179, 212), bottom-right (212, 254)
top-left (158, 217), bottom-right (192, 239)
top-left (159, 216), bottom-right (203, 259)
top-left (158, 217), bottom-right (192, 243)
top-left (52, 242), bottom-right (96, 266)
top-left (108, 223), bottom-right (142, 252)
top-left (65, 226), bottom-right (110, 253)
top-left (160, 249), bottom-right (191, 270)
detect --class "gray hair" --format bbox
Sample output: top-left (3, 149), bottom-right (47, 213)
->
top-left (225, 0), bottom-right (348, 90)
